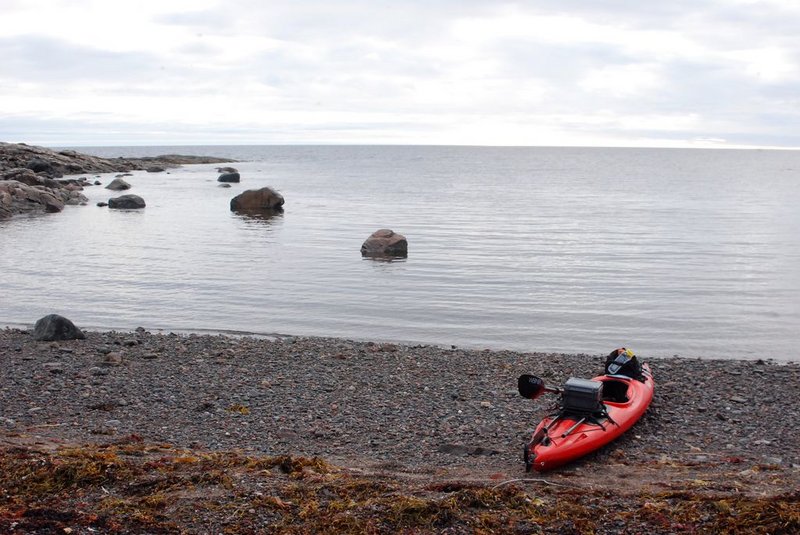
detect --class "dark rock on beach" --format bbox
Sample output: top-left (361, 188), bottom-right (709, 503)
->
top-left (108, 194), bottom-right (146, 209)
top-left (32, 314), bottom-right (86, 341)
top-left (361, 229), bottom-right (408, 257)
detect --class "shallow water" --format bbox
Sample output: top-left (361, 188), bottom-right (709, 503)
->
top-left (2, 146), bottom-right (799, 360)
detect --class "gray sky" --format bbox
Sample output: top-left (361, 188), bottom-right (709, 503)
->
top-left (2, 0), bottom-right (799, 147)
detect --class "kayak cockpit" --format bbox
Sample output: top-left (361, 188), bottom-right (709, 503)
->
top-left (601, 379), bottom-right (630, 403)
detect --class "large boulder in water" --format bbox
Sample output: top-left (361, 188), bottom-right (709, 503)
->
top-left (218, 172), bottom-right (240, 183)
top-left (230, 187), bottom-right (284, 212)
top-left (361, 229), bottom-right (408, 257)
top-left (33, 314), bottom-right (86, 341)
top-left (106, 177), bottom-right (131, 190)
top-left (108, 194), bottom-right (146, 209)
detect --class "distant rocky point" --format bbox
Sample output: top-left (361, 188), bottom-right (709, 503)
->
top-left (0, 142), bottom-right (235, 219)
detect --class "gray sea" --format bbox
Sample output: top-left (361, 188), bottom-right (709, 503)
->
top-left (2, 146), bottom-right (799, 360)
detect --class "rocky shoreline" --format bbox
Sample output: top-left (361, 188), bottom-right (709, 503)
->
top-left (0, 142), bottom-right (234, 219)
top-left (1, 327), bottom-right (798, 532)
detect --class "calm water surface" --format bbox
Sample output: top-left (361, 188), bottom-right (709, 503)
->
top-left (2, 146), bottom-right (799, 360)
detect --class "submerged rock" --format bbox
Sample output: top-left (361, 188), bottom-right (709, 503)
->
top-left (106, 177), bottom-right (131, 191)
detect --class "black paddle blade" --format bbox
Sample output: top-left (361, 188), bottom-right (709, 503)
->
top-left (518, 374), bottom-right (546, 399)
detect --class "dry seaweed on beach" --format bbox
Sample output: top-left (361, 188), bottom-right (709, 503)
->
top-left (0, 439), bottom-right (798, 534)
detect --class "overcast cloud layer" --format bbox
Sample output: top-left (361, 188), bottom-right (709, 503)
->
top-left (1, 0), bottom-right (799, 147)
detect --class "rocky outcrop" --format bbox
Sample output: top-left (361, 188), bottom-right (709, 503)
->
top-left (1, 142), bottom-right (236, 178)
top-left (230, 187), bottom-right (284, 212)
top-left (218, 172), bottom-right (241, 183)
top-left (361, 229), bottom-right (408, 258)
top-left (0, 177), bottom-right (88, 218)
top-left (0, 142), bottom-right (235, 219)
top-left (108, 194), bottom-right (146, 209)
top-left (32, 314), bottom-right (86, 341)
top-left (105, 177), bottom-right (132, 191)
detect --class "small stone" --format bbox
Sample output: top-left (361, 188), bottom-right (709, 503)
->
top-left (480, 401), bottom-right (492, 408)
top-left (42, 362), bottom-right (64, 373)
top-left (730, 396), bottom-right (747, 403)
top-left (104, 352), bottom-right (123, 366)
top-left (142, 353), bottom-right (158, 360)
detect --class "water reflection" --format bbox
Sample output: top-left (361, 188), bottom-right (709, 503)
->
top-left (232, 208), bottom-right (284, 223)
top-left (362, 255), bottom-right (408, 264)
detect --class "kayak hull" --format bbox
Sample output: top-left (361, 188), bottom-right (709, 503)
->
top-left (524, 364), bottom-right (654, 472)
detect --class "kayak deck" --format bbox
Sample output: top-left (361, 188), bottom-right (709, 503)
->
top-left (525, 364), bottom-right (654, 472)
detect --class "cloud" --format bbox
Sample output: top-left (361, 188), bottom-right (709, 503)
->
top-left (0, 1), bottom-right (799, 147)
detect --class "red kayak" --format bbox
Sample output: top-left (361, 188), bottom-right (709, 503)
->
top-left (523, 364), bottom-right (654, 472)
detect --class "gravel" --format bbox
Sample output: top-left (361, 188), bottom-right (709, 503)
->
top-left (2, 327), bottom-right (799, 474)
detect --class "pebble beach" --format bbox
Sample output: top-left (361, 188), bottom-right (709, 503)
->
top-left (2, 327), bottom-right (799, 533)
top-left (2, 327), bottom-right (798, 472)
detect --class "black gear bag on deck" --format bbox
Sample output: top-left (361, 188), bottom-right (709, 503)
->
top-left (604, 347), bottom-right (644, 381)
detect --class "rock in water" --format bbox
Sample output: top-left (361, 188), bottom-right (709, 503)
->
top-left (33, 314), bottom-right (86, 341)
top-left (361, 229), bottom-right (408, 257)
top-left (218, 172), bottom-right (241, 183)
top-left (230, 187), bottom-right (284, 211)
top-left (105, 177), bottom-right (131, 190)
top-left (108, 194), bottom-right (146, 209)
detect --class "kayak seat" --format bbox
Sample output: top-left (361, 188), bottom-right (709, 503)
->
top-left (601, 380), bottom-right (630, 403)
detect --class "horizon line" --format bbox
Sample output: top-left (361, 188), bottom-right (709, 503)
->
top-left (18, 140), bottom-right (799, 152)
